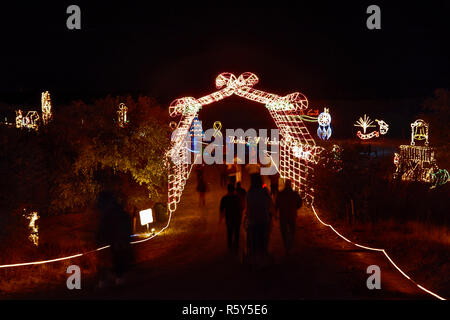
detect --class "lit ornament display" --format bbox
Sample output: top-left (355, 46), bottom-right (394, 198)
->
top-left (167, 72), bottom-right (324, 214)
top-left (117, 103), bottom-right (129, 128)
top-left (393, 119), bottom-right (448, 187)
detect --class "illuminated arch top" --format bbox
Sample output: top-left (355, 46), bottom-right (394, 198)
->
top-left (167, 72), bottom-right (323, 214)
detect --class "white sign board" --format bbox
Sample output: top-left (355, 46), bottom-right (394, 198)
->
top-left (139, 208), bottom-right (154, 225)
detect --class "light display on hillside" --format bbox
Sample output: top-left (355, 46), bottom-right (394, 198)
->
top-left (117, 103), bottom-right (129, 128)
top-left (41, 91), bottom-right (52, 125)
top-left (16, 110), bottom-right (40, 130)
top-left (23, 209), bottom-right (39, 247)
top-left (167, 72), bottom-right (324, 214)
top-left (393, 119), bottom-right (448, 188)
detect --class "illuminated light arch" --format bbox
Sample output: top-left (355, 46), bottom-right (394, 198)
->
top-left (166, 72), bottom-right (324, 215)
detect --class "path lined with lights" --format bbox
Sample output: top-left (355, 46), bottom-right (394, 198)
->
top-left (2, 166), bottom-right (446, 301)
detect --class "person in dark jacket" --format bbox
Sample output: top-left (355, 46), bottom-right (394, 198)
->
top-left (245, 174), bottom-right (273, 264)
top-left (275, 180), bottom-right (302, 255)
top-left (235, 182), bottom-right (247, 214)
top-left (97, 190), bottom-right (134, 287)
top-left (220, 183), bottom-right (242, 253)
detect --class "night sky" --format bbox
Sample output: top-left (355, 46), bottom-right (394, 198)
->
top-left (0, 1), bottom-right (448, 137)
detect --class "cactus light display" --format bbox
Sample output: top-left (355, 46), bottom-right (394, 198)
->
top-left (167, 72), bottom-right (324, 214)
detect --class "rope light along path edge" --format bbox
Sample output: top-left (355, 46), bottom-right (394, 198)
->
top-left (0, 215), bottom-right (171, 269)
top-left (310, 205), bottom-right (446, 300)
top-left (0, 139), bottom-right (201, 269)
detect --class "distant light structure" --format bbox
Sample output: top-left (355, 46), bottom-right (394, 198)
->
top-left (393, 119), bottom-right (448, 188)
top-left (41, 91), bottom-right (52, 125)
top-left (117, 103), bottom-right (129, 128)
top-left (410, 119), bottom-right (429, 146)
top-left (16, 110), bottom-right (40, 130)
top-left (23, 210), bottom-right (39, 246)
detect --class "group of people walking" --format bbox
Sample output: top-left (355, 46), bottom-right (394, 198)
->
top-left (218, 164), bottom-right (303, 264)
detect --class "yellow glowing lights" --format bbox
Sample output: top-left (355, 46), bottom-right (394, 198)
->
top-left (23, 210), bottom-right (39, 246)
top-left (41, 91), bottom-right (52, 125)
top-left (117, 103), bottom-right (129, 128)
top-left (14, 91), bottom-right (52, 130)
top-left (411, 119), bottom-right (429, 146)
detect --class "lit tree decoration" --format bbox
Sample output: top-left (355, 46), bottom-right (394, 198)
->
top-left (317, 108), bottom-right (332, 140)
top-left (167, 72), bottom-right (324, 214)
top-left (23, 210), bottom-right (39, 246)
top-left (41, 91), bottom-right (52, 125)
top-left (117, 103), bottom-right (129, 128)
top-left (354, 114), bottom-right (379, 140)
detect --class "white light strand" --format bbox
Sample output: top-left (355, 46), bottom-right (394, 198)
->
top-left (310, 205), bottom-right (446, 300)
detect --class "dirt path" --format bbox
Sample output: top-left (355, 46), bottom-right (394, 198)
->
top-left (11, 166), bottom-right (431, 300)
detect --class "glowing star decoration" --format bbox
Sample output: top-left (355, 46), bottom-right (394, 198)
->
top-left (117, 103), bottom-right (129, 128)
top-left (23, 210), bottom-right (39, 246)
top-left (411, 119), bottom-right (429, 146)
top-left (167, 72), bottom-right (324, 214)
top-left (317, 108), bottom-right (332, 140)
top-left (41, 91), bottom-right (52, 125)
top-left (354, 114), bottom-right (378, 140)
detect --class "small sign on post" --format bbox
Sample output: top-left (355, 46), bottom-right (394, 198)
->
top-left (139, 208), bottom-right (154, 235)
